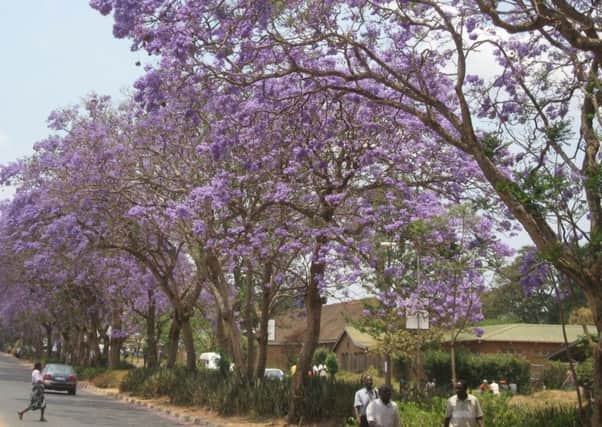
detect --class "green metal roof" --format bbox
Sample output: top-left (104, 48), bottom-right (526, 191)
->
top-left (453, 324), bottom-right (596, 344)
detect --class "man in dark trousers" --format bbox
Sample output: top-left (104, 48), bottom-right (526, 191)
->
top-left (445, 380), bottom-right (484, 427)
top-left (354, 375), bottom-right (378, 427)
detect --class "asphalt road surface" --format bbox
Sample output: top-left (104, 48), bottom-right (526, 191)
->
top-left (0, 352), bottom-right (186, 427)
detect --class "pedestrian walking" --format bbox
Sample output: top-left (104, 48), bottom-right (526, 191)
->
top-left (354, 375), bottom-right (378, 427)
top-left (18, 362), bottom-right (47, 422)
top-left (444, 380), bottom-right (483, 427)
top-left (366, 385), bottom-right (401, 427)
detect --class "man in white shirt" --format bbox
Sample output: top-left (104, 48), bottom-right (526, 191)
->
top-left (490, 380), bottom-right (500, 395)
top-left (354, 375), bottom-right (378, 427)
top-left (444, 380), bottom-right (484, 427)
top-left (366, 385), bottom-right (401, 427)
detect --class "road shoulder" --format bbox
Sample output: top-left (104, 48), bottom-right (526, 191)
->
top-left (80, 382), bottom-right (287, 427)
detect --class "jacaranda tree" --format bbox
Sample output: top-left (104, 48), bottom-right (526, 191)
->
top-left (91, 1), bottom-right (602, 424)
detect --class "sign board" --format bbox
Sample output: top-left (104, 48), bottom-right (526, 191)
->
top-left (406, 310), bottom-right (429, 330)
top-left (267, 319), bottom-right (275, 341)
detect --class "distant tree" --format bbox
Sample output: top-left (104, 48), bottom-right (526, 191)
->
top-left (483, 247), bottom-right (586, 324)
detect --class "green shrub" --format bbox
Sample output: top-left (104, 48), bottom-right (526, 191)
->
top-left (217, 352), bottom-right (231, 378)
top-left (398, 398), bottom-right (446, 426)
top-left (424, 350), bottom-right (530, 391)
top-left (122, 366), bottom-right (589, 426)
top-left (394, 394), bottom-right (586, 427)
top-left (120, 367), bottom-right (155, 393)
top-left (121, 367), bottom-right (356, 421)
top-left (542, 361), bottom-right (567, 389)
top-left (325, 353), bottom-right (339, 377)
top-left (312, 347), bottom-right (329, 365)
top-left (76, 366), bottom-right (107, 380)
top-left (576, 358), bottom-right (593, 392)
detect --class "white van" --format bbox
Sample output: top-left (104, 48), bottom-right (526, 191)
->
top-left (199, 352), bottom-right (221, 370)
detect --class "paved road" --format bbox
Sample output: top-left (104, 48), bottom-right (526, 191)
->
top-left (0, 353), bottom-right (185, 427)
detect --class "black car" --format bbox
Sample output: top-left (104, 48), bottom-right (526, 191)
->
top-left (42, 363), bottom-right (77, 395)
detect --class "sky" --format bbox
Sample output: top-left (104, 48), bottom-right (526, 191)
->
top-left (0, 2), bottom-right (145, 170)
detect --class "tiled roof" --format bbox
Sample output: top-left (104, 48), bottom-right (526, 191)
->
top-left (453, 323), bottom-right (596, 344)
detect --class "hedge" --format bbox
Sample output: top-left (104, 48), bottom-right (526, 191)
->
top-left (395, 394), bottom-right (586, 427)
top-left (121, 367), bottom-right (586, 426)
top-left (120, 367), bottom-right (358, 421)
top-left (542, 361), bottom-right (567, 389)
top-left (424, 349), bottom-right (530, 391)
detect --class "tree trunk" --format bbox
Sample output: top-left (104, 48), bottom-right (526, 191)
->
top-left (450, 340), bottom-right (457, 386)
top-left (166, 316), bottom-right (181, 369)
top-left (220, 305), bottom-right (245, 369)
top-left (43, 323), bottom-right (52, 360)
top-left (245, 273), bottom-right (256, 382)
top-left (72, 328), bottom-right (82, 365)
top-left (255, 288), bottom-right (271, 380)
top-left (589, 294), bottom-right (602, 427)
top-left (385, 353), bottom-right (392, 387)
top-left (205, 253), bottom-right (245, 370)
top-left (89, 315), bottom-right (101, 366)
top-left (180, 316), bottom-right (197, 371)
top-left (61, 331), bottom-right (70, 364)
top-left (108, 337), bottom-right (122, 369)
top-left (215, 304), bottom-right (228, 353)
top-left (108, 313), bottom-right (125, 369)
top-left (145, 296), bottom-right (158, 369)
top-left (101, 333), bottom-right (109, 363)
top-left (56, 336), bottom-right (63, 362)
top-left (287, 248), bottom-right (325, 424)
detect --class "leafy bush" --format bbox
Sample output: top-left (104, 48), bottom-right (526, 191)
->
top-left (325, 353), bottom-right (339, 377)
top-left (424, 350), bottom-right (530, 391)
top-left (312, 347), bottom-right (329, 365)
top-left (122, 366), bottom-right (588, 426)
top-left (76, 366), bottom-right (107, 380)
top-left (542, 361), bottom-right (567, 389)
top-left (92, 370), bottom-right (129, 388)
top-left (120, 367), bottom-right (156, 393)
top-left (121, 367), bottom-right (356, 421)
top-left (576, 358), bottom-right (593, 392)
top-left (296, 377), bottom-right (357, 420)
top-left (391, 394), bottom-right (586, 427)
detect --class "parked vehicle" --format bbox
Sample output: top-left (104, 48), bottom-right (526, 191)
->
top-left (199, 352), bottom-right (221, 370)
top-left (264, 368), bottom-right (285, 381)
top-left (41, 363), bottom-right (77, 395)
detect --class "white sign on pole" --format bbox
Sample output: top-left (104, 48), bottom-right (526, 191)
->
top-left (405, 310), bottom-right (429, 330)
top-left (267, 319), bottom-right (275, 341)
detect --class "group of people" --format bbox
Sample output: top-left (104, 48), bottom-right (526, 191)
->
top-left (354, 375), bottom-right (484, 427)
top-left (354, 376), bottom-right (401, 427)
top-left (479, 378), bottom-right (515, 395)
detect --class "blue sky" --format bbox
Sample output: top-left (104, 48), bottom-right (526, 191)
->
top-left (0, 2), bottom-right (144, 166)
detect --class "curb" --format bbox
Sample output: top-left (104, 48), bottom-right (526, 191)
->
top-left (80, 381), bottom-right (224, 426)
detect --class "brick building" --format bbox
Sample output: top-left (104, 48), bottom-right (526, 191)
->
top-left (446, 323), bottom-right (596, 362)
top-left (332, 326), bottom-right (384, 374)
top-left (266, 299), bottom-right (375, 370)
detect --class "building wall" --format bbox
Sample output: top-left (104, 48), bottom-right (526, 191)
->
top-left (334, 334), bottom-right (384, 374)
top-left (266, 343), bottom-right (301, 370)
